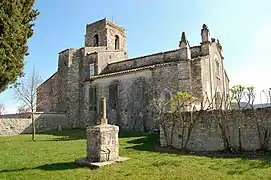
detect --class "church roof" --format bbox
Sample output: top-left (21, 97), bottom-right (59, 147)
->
top-left (88, 62), bottom-right (177, 81)
top-left (88, 56), bottom-right (203, 81)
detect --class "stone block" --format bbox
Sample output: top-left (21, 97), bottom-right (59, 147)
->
top-left (86, 124), bottom-right (119, 162)
top-left (75, 156), bottom-right (129, 169)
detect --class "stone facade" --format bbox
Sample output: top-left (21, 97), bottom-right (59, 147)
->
top-left (160, 108), bottom-right (271, 151)
top-left (37, 19), bottom-right (229, 132)
top-left (0, 113), bottom-right (68, 136)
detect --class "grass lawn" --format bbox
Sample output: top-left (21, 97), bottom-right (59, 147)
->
top-left (1, 130), bottom-right (271, 180)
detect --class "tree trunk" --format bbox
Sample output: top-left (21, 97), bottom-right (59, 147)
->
top-left (238, 127), bottom-right (242, 153)
top-left (184, 123), bottom-right (193, 151)
top-left (31, 111), bottom-right (36, 141)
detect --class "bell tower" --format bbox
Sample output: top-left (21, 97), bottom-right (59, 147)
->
top-left (84, 18), bottom-right (127, 53)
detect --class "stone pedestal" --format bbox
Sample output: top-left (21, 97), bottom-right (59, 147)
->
top-left (75, 97), bottom-right (128, 169)
top-left (86, 124), bottom-right (119, 162)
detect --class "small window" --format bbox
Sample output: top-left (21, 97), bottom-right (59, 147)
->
top-left (115, 35), bottom-right (120, 50)
top-left (215, 90), bottom-right (222, 109)
top-left (161, 89), bottom-right (172, 112)
top-left (89, 86), bottom-right (97, 110)
top-left (205, 81), bottom-right (211, 101)
top-left (89, 63), bottom-right (94, 77)
top-left (215, 60), bottom-right (220, 76)
top-left (109, 81), bottom-right (119, 110)
top-left (94, 34), bottom-right (99, 47)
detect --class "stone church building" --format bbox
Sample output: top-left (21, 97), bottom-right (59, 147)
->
top-left (37, 18), bottom-right (229, 132)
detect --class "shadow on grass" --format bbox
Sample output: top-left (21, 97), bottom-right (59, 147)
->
top-left (125, 132), bottom-right (160, 152)
top-left (125, 132), bottom-right (271, 174)
top-left (0, 162), bottom-right (80, 173)
top-left (40, 129), bottom-right (86, 141)
top-left (119, 131), bottom-right (159, 138)
top-left (41, 129), bottom-right (156, 142)
top-left (127, 133), bottom-right (271, 162)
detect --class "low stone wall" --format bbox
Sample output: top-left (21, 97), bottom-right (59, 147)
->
top-left (0, 113), bottom-right (69, 136)
top-left (160, 108), bottom-right (271, 151)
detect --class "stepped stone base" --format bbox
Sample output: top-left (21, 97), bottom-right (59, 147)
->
top-left (75, 156), bottom-right (129, 169)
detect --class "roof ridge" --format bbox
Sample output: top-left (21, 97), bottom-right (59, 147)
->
top-left (89, 62), bottom-right (176, 81)
top-left (108, 49), bottom-right (180, 66)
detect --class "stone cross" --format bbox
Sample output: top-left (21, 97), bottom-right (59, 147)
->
top-left (99, 97), bottom-right (108, 125)
top-left (75, 96), bottom-right (128, 168)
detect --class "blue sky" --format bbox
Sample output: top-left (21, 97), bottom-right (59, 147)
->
top-left (1, 0), bottom-right (271, 113)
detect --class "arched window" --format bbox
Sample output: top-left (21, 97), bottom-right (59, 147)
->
top-left (163, 89), bottom-right (172, 103)
top-left (205, 81), bottom-right (211, 101)
top-left (94, 34), bottom-right (99, 47)
top-left (89, 85), bottom-right (97, 111)
top-left (161, 88), bottom-right (172, 112)
top-left (109, 81), bottom-right (119, 110)
top-left (115, 35), bottom-right (120, 50)
top-left (215, 87), bottom-right (222, 109)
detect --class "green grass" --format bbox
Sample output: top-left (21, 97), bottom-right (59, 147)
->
top-left (1, 129), bottom-right (271, 180)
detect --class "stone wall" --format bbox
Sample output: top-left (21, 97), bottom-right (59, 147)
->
top-left (85, 19), bottom-right (107, 47)
top-left (97, 51), bottom-right (127, 74)
top-left (0, 113), bottom-right (69, 136)
top-left (36, 48), bottom-right (79, 113)
top-left (66, 49), bottom-right (82, 128)
top-left (209, 42), bottom-right (226, 95)
top-left (160, 108), bottom-right (271, 151)
top-left (84, 69), bottom-right (154, 132)
top-left (106, 20), bottom-right (127, 52)
top-left (82, 61), bottom-right (200, 132)
top-left (85, 18), bottom-right (127, 53)
top-left (190, 46), bottom-right (201, 58)
top-left (36, 72), bottom-right (57, 112)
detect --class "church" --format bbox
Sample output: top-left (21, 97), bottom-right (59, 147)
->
top-left (37, 18), bottom-right (229, 132)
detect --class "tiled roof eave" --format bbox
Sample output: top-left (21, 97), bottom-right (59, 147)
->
top-left (87, 60), bottom-right (192, 81)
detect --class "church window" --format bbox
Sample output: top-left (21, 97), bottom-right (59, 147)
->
top-left (115, 35), bottom-right (120, 50)
top-left (89, 86), bottom-right (97, 110)
top-left (215, 60), bottom-right (220, 76)
top-left (109, 81), bottom-right (119, 110)
top-left (89, 63), bottom-right (95, 77)
top-left (216, 76), bottom-right (220, 86)
top-left (164, 90), bottom-right (172, 103)
top-left (215, 89), bottom-right (222, 109)
top-left (161, 88), bottom-right (172, 112)
top-left (94, 34), bottom-right (99, 47)
top-left (205, 81), bottom-right (211, 101)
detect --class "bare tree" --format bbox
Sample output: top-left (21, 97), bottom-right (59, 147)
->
top-left (150, 96), bottom-right (171, 146)
top-left (17, 105), bottom-right (30, 114)
top-left (169, 91), bottom-right (199, 149)
top-left (14, 69), bottom-right (42, 141)
top-left (151, 90), bottom-right (209, 150)
top-left (245, 87), bottom-right (271, 151)
top-left (212, 90), bottom-right (235, 152)
top-left (17, 105), bottom-right (31, 118)
top-left (0, 103), bottom-right (5, 115)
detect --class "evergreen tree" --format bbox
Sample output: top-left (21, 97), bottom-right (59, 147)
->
top-left (0, 0), bottom-right (39, 92)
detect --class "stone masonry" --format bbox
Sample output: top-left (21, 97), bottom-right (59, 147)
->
top-left (37, 18), bottom-right (230, 132)
top-left (0, 113), bottom-right (68, 136)
top-left (160, 108), bottom-right (271, 151)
